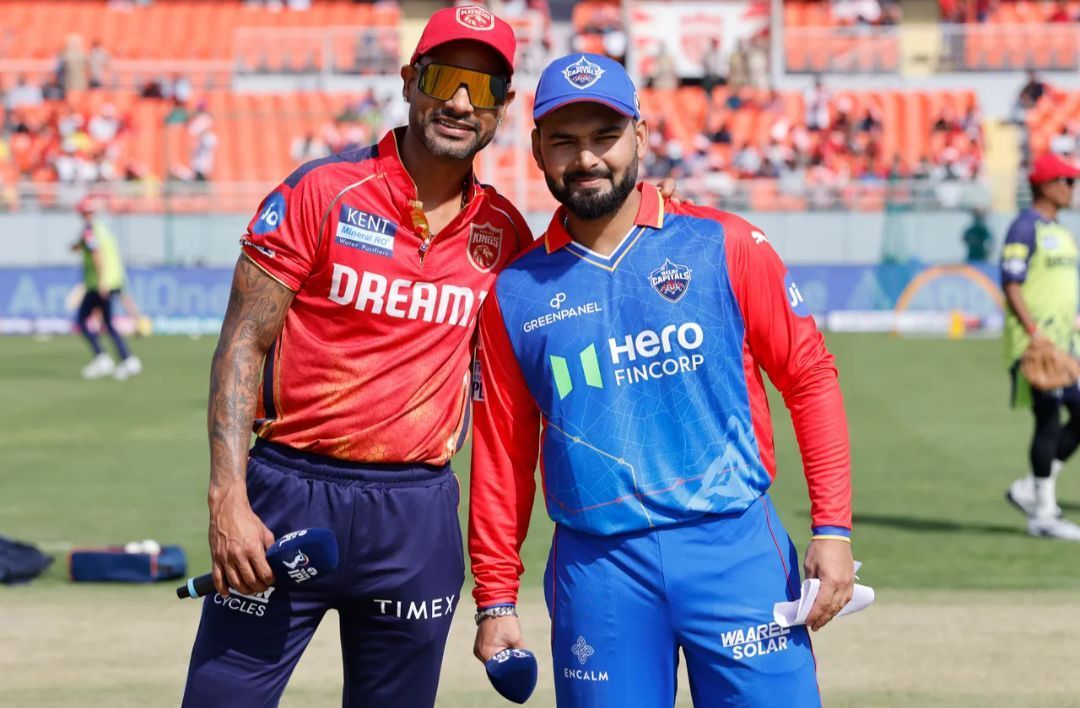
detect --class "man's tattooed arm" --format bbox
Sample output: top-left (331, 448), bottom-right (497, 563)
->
top-left (205, 255), bottom-right (294, 596)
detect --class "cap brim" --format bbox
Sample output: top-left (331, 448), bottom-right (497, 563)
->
top-left (411, 38), bottom-right (515, 76)
top-left (534, 96), bottom-right (638, 122)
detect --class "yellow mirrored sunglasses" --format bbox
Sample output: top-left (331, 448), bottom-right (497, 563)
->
top-left (417, 62), bottom-right (509, 110)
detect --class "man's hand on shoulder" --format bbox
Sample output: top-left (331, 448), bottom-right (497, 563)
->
top-left (802, 537), bottom-right (854, 632)
top-left (654, 177), bottom-right (695, 207)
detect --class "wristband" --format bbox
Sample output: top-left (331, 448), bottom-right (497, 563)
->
top-left (475, 604), bottom-right (517, 625)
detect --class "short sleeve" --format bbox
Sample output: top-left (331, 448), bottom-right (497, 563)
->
top-left (1001, 215), bottom-right (1037, 285)
top-left (240, 174), bottom-right (323, 292)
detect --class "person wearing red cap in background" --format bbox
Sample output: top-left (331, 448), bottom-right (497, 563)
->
top-left (71, 195), bottom-right (142, 380)
top-left (181, 7), bottom-right (681, 706)
top-left (1001, 152), bottom-right (1080, 540)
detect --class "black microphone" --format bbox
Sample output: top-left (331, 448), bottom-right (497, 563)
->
top-left (176, 527), bottom-right (339, 599)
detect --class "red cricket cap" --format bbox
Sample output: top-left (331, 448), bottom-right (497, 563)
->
top-left (410, 6), bottom-right (516, 76)
top-left (1029, 152), bottom-right (1080, 185)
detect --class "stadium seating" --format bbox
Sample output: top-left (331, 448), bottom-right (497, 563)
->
top-left (783, 1), bottom-right (901, 74)
top-left (0, 0), bottom-right (401, 62)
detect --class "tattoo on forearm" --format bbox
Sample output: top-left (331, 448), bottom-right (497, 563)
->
top-left (208, 257), bottom-right (294, 491)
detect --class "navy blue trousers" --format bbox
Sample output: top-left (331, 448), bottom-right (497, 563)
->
top-left (182, 440), bottom-right (465, 707)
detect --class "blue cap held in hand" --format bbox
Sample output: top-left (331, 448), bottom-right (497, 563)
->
top-left (533, 53), bottom-right (640, 122)
top-left (485, 648), bottom-right (538, 704)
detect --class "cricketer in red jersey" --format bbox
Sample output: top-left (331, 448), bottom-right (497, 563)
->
top-left (182, 8), bottom-right (533, 707)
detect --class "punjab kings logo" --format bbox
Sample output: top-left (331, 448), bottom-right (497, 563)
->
top-left (467, 222), bottom-right (503, 272)
top-left (456, 6), bottom-right (496, 31)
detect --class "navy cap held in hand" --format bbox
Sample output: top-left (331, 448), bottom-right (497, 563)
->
top-left (485, 648), bottom-right (538, 704)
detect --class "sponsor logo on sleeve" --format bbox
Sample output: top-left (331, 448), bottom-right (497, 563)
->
top-left (252, 192), bottom-right (287, 236)
top-left (335, 206), bottom-right (398, 257)
top-left (784, 273), bottom-right (810, 317)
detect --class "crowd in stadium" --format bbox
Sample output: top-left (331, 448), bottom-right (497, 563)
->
top-left (0, 0), bottom-right (1078, 208)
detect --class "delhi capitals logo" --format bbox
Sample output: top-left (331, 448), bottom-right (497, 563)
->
top-left (649, 258), bottom-right (693, 302)
top-left (562, 56), bottom-right (605, 90)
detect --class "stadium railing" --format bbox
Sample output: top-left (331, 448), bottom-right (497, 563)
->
top-left (0, 177), bottom-right (995, 217)
top-left (783, 27), bottom-right (901, 74)
top-left (937, 23), bottom-right (1080, 72)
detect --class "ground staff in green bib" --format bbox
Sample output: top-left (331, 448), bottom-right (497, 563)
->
top-left (1001, 153), bottom-right (1080, 540)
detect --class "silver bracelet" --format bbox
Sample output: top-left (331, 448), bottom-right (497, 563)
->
top-left (474, 605), bottom-right (517, 625)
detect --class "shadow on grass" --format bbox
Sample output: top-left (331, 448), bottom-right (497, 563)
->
top-left (852, 513), bottom-right (1018, 535)
top-left (1058, 501), bottom-right (1080, 513)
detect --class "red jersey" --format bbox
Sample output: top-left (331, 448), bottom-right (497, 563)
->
top-left (240, 129), bottom-right (533, 464)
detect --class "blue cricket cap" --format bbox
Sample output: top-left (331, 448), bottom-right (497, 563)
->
top-left (533, 53), bottom-right (640, 123)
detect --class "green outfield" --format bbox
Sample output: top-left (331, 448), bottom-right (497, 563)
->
top-left (2, 333), bottom-right (1080, 706)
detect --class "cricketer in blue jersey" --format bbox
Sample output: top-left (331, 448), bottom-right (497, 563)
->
top-left (469, 54), bottom-right (854, 707)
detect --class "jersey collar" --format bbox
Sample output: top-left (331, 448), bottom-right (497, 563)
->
top-left (543, 182), bottom-right (665, 254)
top-left (377, 128), bottom-right (482, 233)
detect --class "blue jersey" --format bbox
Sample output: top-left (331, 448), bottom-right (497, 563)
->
top-left (470, 185), bottom-right (851, 607)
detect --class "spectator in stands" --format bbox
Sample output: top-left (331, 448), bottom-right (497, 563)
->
top-left (290, 130), bottom-right (330, 164)
top-left (1018, 70), bottom-right (1047, 113)
top-left (746, 34), bottom-right (769, 90)
top-left (88, 40), bottom-right (111, 89)
top-left (1051, 125), bottom-right (1078, 157)
top-left (1049, 0), bottom-right (1074, 23)
top-left (962, 208), bottom-right (992, 262)
top-left (701, 38), bottom-right (725, 96)
top-left (806, 76), bottom-right (831, 132)
top-left (60, 34), bottom-right (89, 95)
top-left (727, 40), bottom-right (748, 93)
top-left (4, 75), bottom-right (43, 111)
top-left (650, 44), bottom-right (678, 90)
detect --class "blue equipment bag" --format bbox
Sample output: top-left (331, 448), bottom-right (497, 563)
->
top-left (69, 545), bottom-right (187, 583)
top-left (0, 536), bottom-right (53, 584)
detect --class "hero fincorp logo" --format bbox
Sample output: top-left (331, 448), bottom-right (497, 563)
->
top-left (649, 259), bottom-right (692, 302)
top-left (328, 264), bottom-right (485, 328)
top-left (335, 206), bottom-right (398, 258)
top-left (550, 322), bottom-right (705, 398)
top-left (563, 56), bottom-right (605, 89)
top-left (608, 321), bottom-right (705, 386)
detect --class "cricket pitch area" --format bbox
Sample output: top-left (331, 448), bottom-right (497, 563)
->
top-left (3, 334), bottom-right (1079, 706)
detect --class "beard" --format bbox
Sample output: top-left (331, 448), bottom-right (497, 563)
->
top-left (546, 154), bottom-right (639, 220)
top-left (412, 107), bottom-right (494, 161)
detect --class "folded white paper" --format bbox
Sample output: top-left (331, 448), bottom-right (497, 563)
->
top-left (773, 561), bottom-right (875, 628)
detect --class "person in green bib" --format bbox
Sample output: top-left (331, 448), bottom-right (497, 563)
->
top-left (71, 196), bottom-right (141, 380)
top-left (1002, 152), bottom-right (1080, 540)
